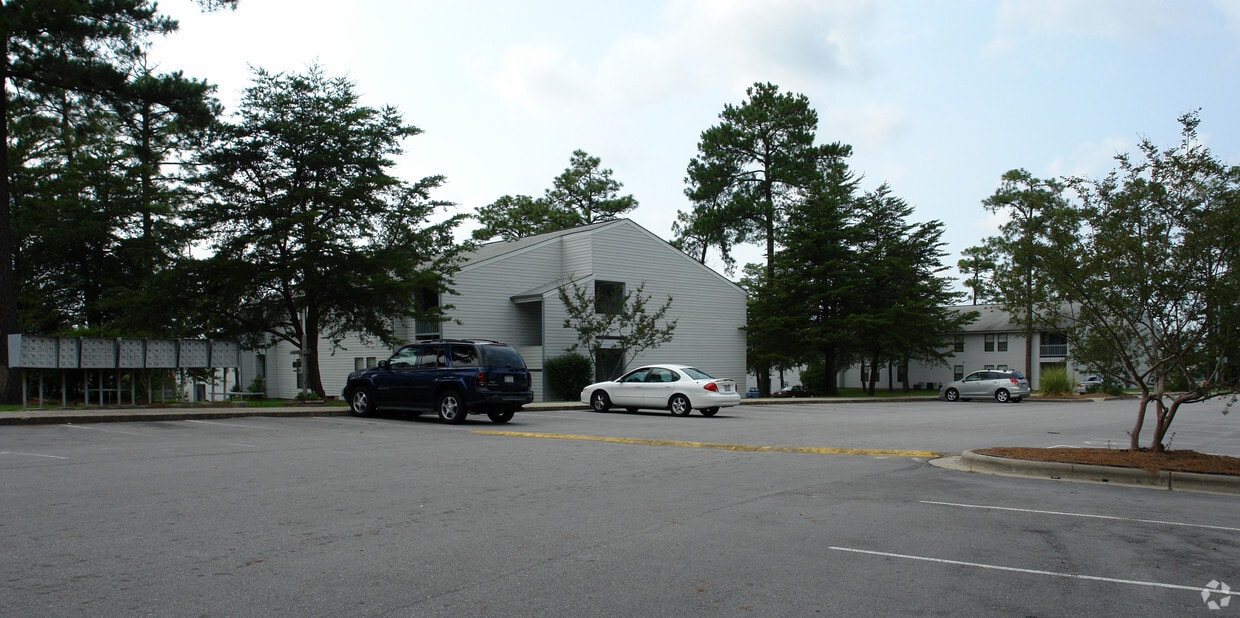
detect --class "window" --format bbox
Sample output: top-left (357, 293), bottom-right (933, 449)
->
top-left (997, 364), bottom-right (1008, 371)
top-left (595, 281), bottom-right (625, 314)
top-left (417, 344), bottom-right (446, 368)
top-left (449, 344), bottom-right (478, 368)
top-left (998, 334), bottom-right (1008, 352)
top-left (953, 336), bottom-right (964, 353)
top-left (389, 345), bottom-right (419, 368)
top-left (366, 356), bottom-right (376, 368)
top-left (414, 287), bottom-right (441, 339)
top-left (954, 365), bottom-right (964, 381)
top-left (984, 334), bottom-right (995, 352)
top-left (984, 365), bottom-right (995, 370)
top-left (355, 357), bottom-right (365, 371)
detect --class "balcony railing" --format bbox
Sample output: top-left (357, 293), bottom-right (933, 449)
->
top-left (1040, 344), bottom-right (1068, 357)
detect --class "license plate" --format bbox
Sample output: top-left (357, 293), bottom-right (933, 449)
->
top-left (722, 384), bottom-right (733, 392)
top-left (504, 375), bottom-right (514, 384)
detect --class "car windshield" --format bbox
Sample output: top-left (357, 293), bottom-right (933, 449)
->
top-left (681, 367), bottom-right (715, 380)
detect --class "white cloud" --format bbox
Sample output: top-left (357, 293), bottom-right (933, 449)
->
top-left (826, 103), bottom-right (908, 150)
top-left (1046, 136), bottom-right (1131, 179)
top-left (985, 0), bottom-right (1193, 54)
top-left (487, 0), bottom-right (880, 116)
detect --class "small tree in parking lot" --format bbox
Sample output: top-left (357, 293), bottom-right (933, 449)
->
top-left (1034, 112), bottom-right (1240, 452)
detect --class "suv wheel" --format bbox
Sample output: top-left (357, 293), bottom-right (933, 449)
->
top-left (349, 386), bottom-right (374, 417)
top-left (437, 390), bottom-right (468, 424)
top-left (669, 394), bottom-right (692, 416)
top-left (487, 409), bottom-right (515, 424)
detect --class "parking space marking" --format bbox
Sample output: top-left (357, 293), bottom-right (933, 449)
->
top-left (63, 424), bottom-right (145, 436)
top-left (472, 430), bottom-right (939, 458)
top-left (829, 546), bottom-right (1239, 596)
top-left (921, 501), bottom-right (1240, 532)
top-left (0, 451), bottom-right (68, 460)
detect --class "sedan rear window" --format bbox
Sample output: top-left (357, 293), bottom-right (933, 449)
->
top-left (681, 367), bottom-right (715, 380)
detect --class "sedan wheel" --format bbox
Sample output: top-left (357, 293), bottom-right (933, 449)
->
top-left (994, 389), bottom-right (1011, 403)
top-left (700, 407), bottom-right (719, 417)
top-left (437, 390), bottom-right (468, 424)
top-left (944, 388), bottom-right (960, 402)
top-left (349, 387), bottom-right (374, 417)
top-left (590, 391), bottom-right (611, 412)
top-left (669, 394), bottom-right (692, 416)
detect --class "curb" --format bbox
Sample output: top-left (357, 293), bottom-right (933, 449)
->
top-left (951, 449), bottom-right (1240, 496)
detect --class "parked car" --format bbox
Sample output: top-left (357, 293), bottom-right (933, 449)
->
top-left (1076, 375), bottom-right (1105, 394)
top-left (773, 385), bottom-right (813, 398)
top-left (940, 370), bottom-right (1030, 403)
top-left (342, 339), bottom-right (533, 423)
top-left (745, 386), bottom-right (760, 398)
top-left (580, 364), bottom-right (741, 416)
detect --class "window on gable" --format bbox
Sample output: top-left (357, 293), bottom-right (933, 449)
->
top-left (595, 281), bottom-right (625, 314)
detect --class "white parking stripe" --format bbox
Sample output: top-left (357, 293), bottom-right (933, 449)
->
top-left (921, 501), bottom-right (1240, 532)
top-left (0, 451), bottom-right (68, 459)
top-left (829, 546), bottom-right (1239, 596)
top-left (63, 424), bottom-right (144, 436)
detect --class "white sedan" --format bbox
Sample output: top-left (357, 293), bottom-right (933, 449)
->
top-left (580, 364), bottom-right (741, 417)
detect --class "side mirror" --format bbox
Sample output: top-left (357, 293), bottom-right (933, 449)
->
top-left (378, 359), bottom-right (391, 370)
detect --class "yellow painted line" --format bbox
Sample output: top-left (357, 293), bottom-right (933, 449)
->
top-left (471, 430), bottom-right (939, 458)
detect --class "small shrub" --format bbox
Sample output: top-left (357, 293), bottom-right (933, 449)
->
top-left (545, 352), bottom-right (593, 401)
top-left (245, 376), bottom-right (267, 398)
top-left (1039, 365), bottom-right (1073, 396)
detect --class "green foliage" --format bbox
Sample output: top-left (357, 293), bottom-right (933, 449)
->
top-left (245, 376), bottom-right (267, 397)
top-left (558, 280), bottom-right (677, 379)
top-left (1030, 111), bottom-right (1240, 451)
top-left (798, 361), bottom-right (828, 395)
top-left (185, 66), bottom-right (467, 397)
top-left (471, 195), bottom-right (579, 242)
top-left (976, 169), bottom-right (1069, 377)
top-left (678, 82), bottom-right (826, 278)
top-left (544, 352), bottom-right (593, 401)
top-left (472, 150), bottom-right (636, 242)
top-left (1039, 366), bottom-right (1073, 396)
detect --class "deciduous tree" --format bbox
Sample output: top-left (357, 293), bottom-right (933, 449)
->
top-left (1039, 112), bottom-right (1240, 451)
top-left (187, 66), bottom-right (465, 398)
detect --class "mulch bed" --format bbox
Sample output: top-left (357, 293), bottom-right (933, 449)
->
top-left (975, 447), bottom-right (1240, 476)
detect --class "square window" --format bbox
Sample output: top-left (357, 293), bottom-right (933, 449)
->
top-left (595, 281), bottom-right (625, 314)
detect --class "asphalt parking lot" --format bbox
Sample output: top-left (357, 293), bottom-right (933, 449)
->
top-left (2, 398), bottom-right (1237, 615)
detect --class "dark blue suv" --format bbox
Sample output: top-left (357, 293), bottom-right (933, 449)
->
top-left (343, 339), bottom-right (533, 424)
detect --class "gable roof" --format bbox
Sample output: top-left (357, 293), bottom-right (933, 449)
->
top-left (460, 218), bottom-right (743, 292)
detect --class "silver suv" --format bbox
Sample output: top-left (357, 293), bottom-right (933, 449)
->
top-left (940, 370), bottom-right (1030, 403)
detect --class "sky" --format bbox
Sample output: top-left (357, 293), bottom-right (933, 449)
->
top-left (147, 0), bottom-right (1240, 282)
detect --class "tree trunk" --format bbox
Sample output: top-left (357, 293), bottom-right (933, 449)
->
top-left (0, 30), bottom-right (20, 405)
